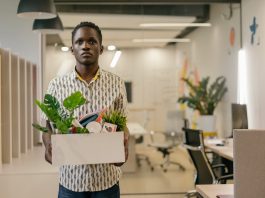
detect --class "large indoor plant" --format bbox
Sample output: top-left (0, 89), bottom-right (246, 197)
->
top-left (178, 76), bottom-right (228, 132)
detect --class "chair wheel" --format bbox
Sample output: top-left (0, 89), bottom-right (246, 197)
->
top-left (151, 167), bottom-right (154, 171)
top-left (163, 169), bottom-right (167, 173)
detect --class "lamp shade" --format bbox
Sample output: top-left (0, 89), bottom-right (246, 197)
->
top-left (33, 15), bottom-right (63, 34)
top-left (17, 0), bottom-right (57, 19)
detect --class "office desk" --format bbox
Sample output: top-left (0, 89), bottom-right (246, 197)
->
top-left (122, 122), bottom-right (147, 173)
top-left (204, 139), bottom-right (233, 161)
top-left (196, 184), bottom-right (234, 198)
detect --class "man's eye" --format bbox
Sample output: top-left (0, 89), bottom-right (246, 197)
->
top-left (89, 40), bottom-right (96, 45)
top-left (77, 40), bottom-right (83, 45)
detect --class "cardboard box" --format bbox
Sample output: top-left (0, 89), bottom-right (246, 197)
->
top-left (51, 132), bottom-right (125, 166)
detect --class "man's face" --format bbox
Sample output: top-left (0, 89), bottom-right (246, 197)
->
top-left (71, 27), bottom-right (103, 66)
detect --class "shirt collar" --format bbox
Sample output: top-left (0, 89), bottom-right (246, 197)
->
top-left (71, 67), bottom-right (102, 82)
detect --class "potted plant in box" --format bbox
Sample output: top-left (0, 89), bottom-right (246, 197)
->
top-left (177, 76), bottom-right (228, 134)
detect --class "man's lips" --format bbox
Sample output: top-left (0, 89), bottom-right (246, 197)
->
top-left (81, 52), bottom-right (93, 56)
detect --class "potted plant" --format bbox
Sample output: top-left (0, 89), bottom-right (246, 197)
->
top-left (178, 76), bottom-right (228, 133)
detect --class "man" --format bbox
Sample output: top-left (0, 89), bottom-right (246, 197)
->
top-left (42, 21), bottom-right (129, 198)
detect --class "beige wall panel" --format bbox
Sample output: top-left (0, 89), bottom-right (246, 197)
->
top-left (26, 62), bottom-right (33, 150)
top-left (19, 58), bottom-right (27, 153)
top-left (0, 53), bottom-right (2, 166)
top-left (0, 49), bottom-right (12, 163)
top-left (32, 65), bottom-right (39, 145)
top-left (11, 54), bottom-right (20, 158)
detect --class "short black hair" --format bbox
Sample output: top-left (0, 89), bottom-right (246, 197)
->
top-left (71, 22), bottom-right (102, 45)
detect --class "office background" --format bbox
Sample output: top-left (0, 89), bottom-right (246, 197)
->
top-left (0, 0), bottom-right (265, 197)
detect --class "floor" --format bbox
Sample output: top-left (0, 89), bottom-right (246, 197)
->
top-left (0, 144), bottom-right (195, 198)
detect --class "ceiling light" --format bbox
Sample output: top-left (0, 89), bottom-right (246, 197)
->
top-left (140, 23), bottom-right (211, 27)
top-left (110, 51), bottom-right (122, 68)
top-left (33, 15), bottom-right (64, 34)
top-left (17, 0), bottom-right (57, 19)
top-left (61, 46), bottom-right (69, 52)
top-left (133, 38), bottom-right (191, 43)
top-left (107, 45), bottom-right (116, 51)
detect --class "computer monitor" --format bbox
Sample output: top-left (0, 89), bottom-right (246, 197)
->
top-left (231, 103), bottom-right (248, 130)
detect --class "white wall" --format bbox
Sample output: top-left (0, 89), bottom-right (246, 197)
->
top-left (45, 46), bottom-right (179, 131)
top-left (176, 4), bottom-right (241, 137)
top-left (242, 0), bottom-right (265, 129)
top-left (0, 0), bottom-right (39, 63)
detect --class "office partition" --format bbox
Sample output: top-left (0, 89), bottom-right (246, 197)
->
top-left (0, 48), bottom-right (38, 165)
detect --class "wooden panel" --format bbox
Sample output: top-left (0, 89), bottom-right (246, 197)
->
top-left (11, 54), bottom-right (20, 158)
top-left (32, 65), bottom-right (40, 145)
top-left (0, 52), bottom-right (2, 166)
top-left (0, 49), bottom-right (12, 163)
top-left (19, 58), bottom-right (27, 153)
top-left (26, 62), bottom-right (33, 150)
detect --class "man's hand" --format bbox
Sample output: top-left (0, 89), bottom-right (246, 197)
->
top-left (43, 121), bottom-right (53, 164)
top-left (45, 142), bottom-right (52, 164)
top-left (114, 126), bottom-right (130, 167)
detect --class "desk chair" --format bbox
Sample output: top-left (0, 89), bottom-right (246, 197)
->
top-left (135, 135), bottom-right (154, 170)
top-left (183, 128), bottom-right (233, 197)
top-left (148, 111), bottom-right (187, 172)
top-left (148, 130), bottom-right (185, 172)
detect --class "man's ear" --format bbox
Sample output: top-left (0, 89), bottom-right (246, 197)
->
top-left (70, 46), bottom-right (74, 54)
top-left (100, 45), bottom-right (104, 54)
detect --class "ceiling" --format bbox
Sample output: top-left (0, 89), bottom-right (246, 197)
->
top-left (47, 0), bottom-right (240, 49)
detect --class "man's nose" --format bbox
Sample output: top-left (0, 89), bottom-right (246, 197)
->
top-left (82, 41), bottom-right (90, 49)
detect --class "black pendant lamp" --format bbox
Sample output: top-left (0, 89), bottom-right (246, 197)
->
top-left (17, 0), bottom-right (57, 19)
top-left (33, 15), bottom-right (63, 34)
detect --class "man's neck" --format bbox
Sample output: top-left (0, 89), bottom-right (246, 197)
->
top-left (76, 64), bottom-right (99, 83)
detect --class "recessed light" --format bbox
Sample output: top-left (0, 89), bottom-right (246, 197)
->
top-left (107, 45), bottom-right (116, 51)
top-left (61, 46), bottom-right (69, 52)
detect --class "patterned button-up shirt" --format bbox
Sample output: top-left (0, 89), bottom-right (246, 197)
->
top-left (43, 67), bottom-right (127, 192)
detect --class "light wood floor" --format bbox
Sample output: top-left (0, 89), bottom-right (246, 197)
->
top-left (0, 145), bottom-right (195, 198)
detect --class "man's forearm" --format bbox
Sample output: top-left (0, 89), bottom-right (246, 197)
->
top-left (43, 121), bottom-right (53, 164)
top-left (42, 121), bottom-right (52, 148)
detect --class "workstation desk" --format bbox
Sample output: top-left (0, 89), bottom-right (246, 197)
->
top-left (204, 139), bottom-right (233, 161)
top-left (196, 184), bottom-right (234, 198)
top-left (121, 122), bottom-right (147, 173)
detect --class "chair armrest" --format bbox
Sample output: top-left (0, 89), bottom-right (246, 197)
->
top-left (182, 144), bottom-right (202, 151)
top-left (212, 164), bottom-right (228, 173)
top-left (217, 174), bottom-right (233, 183)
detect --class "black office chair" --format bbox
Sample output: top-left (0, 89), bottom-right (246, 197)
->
top-left (182, 128), bottom-right (233, 197)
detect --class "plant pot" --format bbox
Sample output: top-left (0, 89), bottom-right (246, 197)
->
top-left (198, 115), bottom-right (217, 137)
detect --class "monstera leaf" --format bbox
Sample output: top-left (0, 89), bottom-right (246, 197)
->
top-left (63, 91), bottom-right (86, 112)
top-left (33, 91), bottom-right (87, 134)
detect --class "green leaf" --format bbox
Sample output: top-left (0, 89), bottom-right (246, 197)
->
top-left (44, 94), bottom-right (60, 110)
top-left (178, 76), bottom-right (227, 115)
top-left (35, 99), bottom-right (61, 123)
top-left (32, 123), bottom-right (49, 133)
top-left (56, 120), bottom-right (70, 134)
top-left (34, 91), bottom-right (89, 134)
top-left (76, 127), bottom-right (89, 133)
top-left (63, 91), bottom-right (86, 112)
